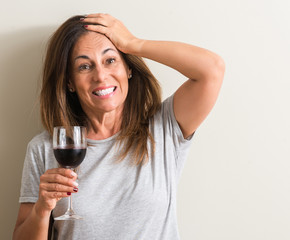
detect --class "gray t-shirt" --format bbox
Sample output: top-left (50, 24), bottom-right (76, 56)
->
top-left (20, 95), bottom-right (194, 240)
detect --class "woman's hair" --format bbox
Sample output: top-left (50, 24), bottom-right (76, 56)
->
top-left (40, 15), bottom-right (161, 165)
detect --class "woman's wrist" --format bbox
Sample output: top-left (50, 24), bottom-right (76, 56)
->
top-left (125, 38), bottom-right (146, 56)
top-left (33, 201), bottom-right (52, 220)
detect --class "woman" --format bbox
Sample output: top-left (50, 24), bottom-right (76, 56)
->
top-left (13, 13), bottom-right (224, 239)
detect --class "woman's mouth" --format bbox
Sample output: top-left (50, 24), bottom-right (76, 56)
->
top-left (92, 87), bottom-right (116, 96)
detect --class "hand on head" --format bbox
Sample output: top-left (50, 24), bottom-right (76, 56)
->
top-left (82, 13), bottom-right (139, 54)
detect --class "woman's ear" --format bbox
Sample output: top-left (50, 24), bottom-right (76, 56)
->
top-left (68, 81), bottom-right (75, 92)
top-left (128, 69), bottom-right (132, 79)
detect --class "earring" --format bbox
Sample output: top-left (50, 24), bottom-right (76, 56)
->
top-left (128, 74), bottom-right (132, 79)
top-left (69, 87), bottom-right (74, 92)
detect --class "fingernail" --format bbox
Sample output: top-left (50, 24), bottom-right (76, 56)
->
top-left (71, 171), bottom-right (77, 177)
top-left (73, 188), bottom-right (78, 192)
top-left (73, 181), bottom-right (79, 187)
top-left (80, 18), bottom-right (85, 21)
top-left (67, 192), bottom-right (71, 196)
top-left (84, 25), bottom-right (88, 28)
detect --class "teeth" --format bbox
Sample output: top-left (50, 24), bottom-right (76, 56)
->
top-left (93, 87), bottom-right (115, 96)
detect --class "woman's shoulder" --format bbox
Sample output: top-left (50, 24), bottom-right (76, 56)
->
top-left (161, 94), bottom-right (174, 110)
top-left (154, 94), bottom-right (174, 119)
top-left (28, 131), bottom-right (51, 149)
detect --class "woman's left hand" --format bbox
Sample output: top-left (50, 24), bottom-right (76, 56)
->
top-left (83, 13), bottom-right (141, 54)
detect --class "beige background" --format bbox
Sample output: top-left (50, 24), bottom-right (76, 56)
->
top-left (1, 0), bottom-right (290, 239)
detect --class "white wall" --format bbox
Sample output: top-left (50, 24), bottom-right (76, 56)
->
top-left (1, 0), bottom-right (290, 239)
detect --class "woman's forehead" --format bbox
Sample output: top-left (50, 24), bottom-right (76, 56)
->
top-left (73, 32), bottom-right (117, 55)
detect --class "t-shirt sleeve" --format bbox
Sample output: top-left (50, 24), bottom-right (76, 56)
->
top-left (19, 140), bottom-right (45, 203)
top-left (161, 94), bottom-right (195, 180)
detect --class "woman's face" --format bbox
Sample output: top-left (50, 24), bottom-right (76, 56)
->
top-left (70, 32), bottom-right (131, 117)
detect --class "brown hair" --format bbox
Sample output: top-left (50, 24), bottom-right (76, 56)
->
top-left (40, 15), bottom-right (161, 165)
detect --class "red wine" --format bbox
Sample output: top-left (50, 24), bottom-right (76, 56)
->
top-left (53, 148), bottom-right (86, 168)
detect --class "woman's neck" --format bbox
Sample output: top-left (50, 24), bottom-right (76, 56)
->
top-left (86, 109), bottom-right (123, 140)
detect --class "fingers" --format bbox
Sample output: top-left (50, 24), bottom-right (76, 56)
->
top-left (84, 24), bottom-right (108, 36)
top-left (82, 14), bottom-right (115, 35)
top-left (81, 13), bottom-right (136, 54)
top-left (36, 168), bottom-right (79, 212)
top-left (81, 14), bottom-right (112, 38)
top-left (83, 13), bottom-right (113, 27)
top-left (42, 168), bottom-right (78, 186)
top-left (39, 168), bottom-right (79, 197)
top-left (85, 13), bottom-right (113, 21)
top-left (45, 168), bottom-right (77, 181)
top-left (39, 188), bottom-right (73, 200)
top-left (40, 179), bottom-right (78, 193)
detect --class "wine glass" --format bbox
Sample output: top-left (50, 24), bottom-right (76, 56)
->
top-left (53, 126), bottom-right (87, 220)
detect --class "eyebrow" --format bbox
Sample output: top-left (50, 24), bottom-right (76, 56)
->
top-left (74, 48), bottom-right (117, 62)
top-left (102, 48), bottom-right (116, 55)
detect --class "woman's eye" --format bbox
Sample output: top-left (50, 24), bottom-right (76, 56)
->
top-left (106, 58), bottom-right (116, 64)
top-left (78, 64), bottom-right (91, 71)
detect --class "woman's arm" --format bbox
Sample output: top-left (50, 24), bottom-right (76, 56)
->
top-left (13, 203), bottom-right (50, 240)
top-left (13, 168), bottom-right (78, 240)
top-left (130, 40), bottom-right (225, 138)
top-left (84, 14), bottom-right (225, 138)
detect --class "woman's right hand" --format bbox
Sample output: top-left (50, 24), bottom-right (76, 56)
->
top-left (13, 169), bottom-right (78, 239)
top-left (83, 13), bottom-right (142, 55)
top-left (35, 168), bottom-right (78, 217)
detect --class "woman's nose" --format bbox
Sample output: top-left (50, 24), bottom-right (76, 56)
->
top-left (92, 66), bottom-right (106, 82)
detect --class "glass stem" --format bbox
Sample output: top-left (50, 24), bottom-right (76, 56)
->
top-left (65, 195), bottom-right (75, 216)
top-left (65, 167), bottom-right (75, 216)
